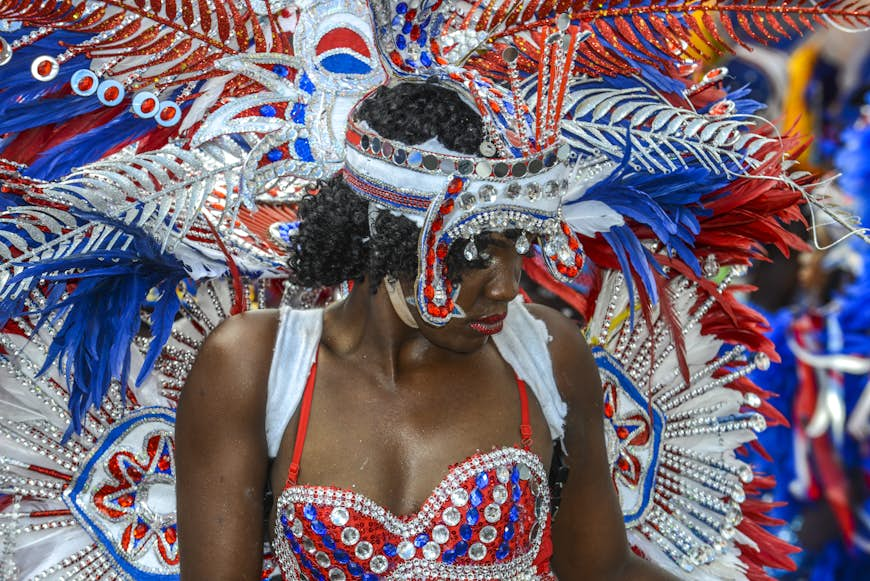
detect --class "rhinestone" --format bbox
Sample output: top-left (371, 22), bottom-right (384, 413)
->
top-left (330, 507), bottom-right (349, 526)
top-left (496, 466), bottom-right (511, 483)
top-left (518, 464), bottom-right (531, 480)
top-left (443, 506), bottom-right (461, 526)
top-left (302, 537), bottom-right (316, 553)
top-left (514, 234), bottom-right (530, 256)
top-left (341, 526), bottom-right (360, 545)
top-left (432, 524), bottom-right (450, 544)
top-left (526, 183), bottom-right (541, 201)
top-left (535, 495), bottom-right (545, 519)
top-left (545, 181), bottom-right (560, 197)
top-left (478, 185), bottom-right (497, 202)
top-left (0, 37), bottom-right (10, 67)
top-left (476, 472), bottom-right (490, 489)
top-left (422, 541), bottom-right (440, 560)
top-left (558, 245), bottom-right (573, 264)
top-left (479, 525), bottom-right (497, 543)
top-left (492, 484), bottom-right (509, 504)
top-left (315, 551), bottom-right (331, 567)
top-left (458, 192), bottom-right (477, 210)
top-left (469, 542), bottom-right (487, 561)
top-left (463, 239), bottom-right (479, 261)
top-left (484, 503), bottom-right (502, 523)
top-left (370, 555), bottom-right (388, 573)
top-left (291, 519), bottom-right (303, 537)
top-left (450, 488), bottom-right (469, 507)
top-left (397, 540), bottom-right (416, 559)
top-left (355, 541), bottom-right (373, 560)
top-left (479, 141), bottom-right (497, 157)
top-left (329, 569), bottom-right (346, 581)
top-left (506, 183), bottom-right (522, 198)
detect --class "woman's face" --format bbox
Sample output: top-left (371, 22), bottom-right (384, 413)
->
top-left (408, 233), bottom-right (523, 353)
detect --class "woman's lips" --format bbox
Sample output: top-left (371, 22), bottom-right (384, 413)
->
top-left (468, 313), bottom-right (506, 335)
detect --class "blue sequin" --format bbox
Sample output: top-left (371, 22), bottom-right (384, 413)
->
top-left (511, 466), bottom-right (520, 483)
top-left (442, 549), bottom-right (457, 564)
top-left (303, 504), bottom-right (317, 520)
top-left (420, 51), bottom-right (432, 67)
top-left (466, 507), bottom-right (479, 526)
top-left (496, 542), bottom-right (511, 560)
top-left (408, 151), bottom-right (422, 165)
top-left (291, 102), bottom-right (306, 124)
top-left (454, 540), bottom-right (469, 556)
top-left (272, 64), bottom-right (289, 77)
top-left (509, 504), bottom-right (520, 522)
top-left (334, 549), bottom-right (349, 564)
top-left (396, 2), bottom-right (408, 14)
top-left (259, 104), bottom-right (276, 117)
top-left (504, 521), bottom-right (515, 541)
top-left (294, 138), bottom-right (314, 162)
top-left (402, 21), bottom-right (412, 34)
top-left (311, 520), bottom-right (327, 535)
top-left (476, 472), bottom-right (489, 489)
top-left (395, 34), bottom-right (406, 50)
top-left (383, 543), bottom-right (397, 557)
top-left (348, 562), bottom-right (364, 576)
top-left (470, 488), bottom-right (483, 507)
top-left (290, 536), bottom-right (301, 553)
top-left (362, 574), bottom-right (379, 581)
top-left (321, 534), bottom-right (336, 550)
top-left (414, 533), bottom-right (430, 548)
top-left (459, 524), bottom-right (473, 541)
top-left (299, 72), bottom-right (315, 94)
top-left (512, 483), bottom-right (522, 502)
top-left (267, 148), bottom-right (283, 162)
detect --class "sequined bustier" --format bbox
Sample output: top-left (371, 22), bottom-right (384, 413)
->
top-left (271, 359), bottom-right (557, 581)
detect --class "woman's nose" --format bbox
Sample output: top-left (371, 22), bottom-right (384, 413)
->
top-left (485, 249), bottom-right (522, 302)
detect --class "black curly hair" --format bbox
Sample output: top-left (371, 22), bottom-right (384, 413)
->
top-left (290, 82), bottom-right (502, 289)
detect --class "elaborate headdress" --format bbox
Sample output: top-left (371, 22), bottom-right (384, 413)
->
top-left (1, 1), bottom-right (870, 579)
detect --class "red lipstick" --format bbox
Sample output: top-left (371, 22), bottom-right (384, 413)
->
top-left (468, 313), bottom-right (506, 335)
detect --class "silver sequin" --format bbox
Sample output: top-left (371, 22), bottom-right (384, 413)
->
top-left (442, 506), bottom-right (461, 526)
top-left (479, 525), bottom-right (498, 544)
top-left (341, 526), bottom-right (360, 546)
top-left (330, 507), bottom-right (349, 527)
top-left (484, 503), bottom-right (502, 523)
top-left (397, 540), bottom-right (416, 560)
top-left (422, 541), bottom-right (441, 560)
top-left (469, 542), bottom-right (487, 561)
top-left (355, 541), bottom-right (373, 560)
top-left (432, 524), bottom-right (450, 544)
top-left (450, 489), bottom-right (469, 507)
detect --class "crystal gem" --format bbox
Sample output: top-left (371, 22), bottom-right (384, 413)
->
top-left (463, 239), bottom-right (479, 261)
top-left (341, 526), bottom-right (360, 545)
top-left (458, 192), bottom-right (477, 210)
top-left (495, 542), bottom-right (510, 560)
top-left (303, 503), bottom-right (317, 520)
top-left (383, 543), bottom-right (397, 557)
top-left (479, 525), bottom-right (497, 544)
top-left (512, 483), bottom-right (522, 502)
top-left (450, 488), bottom-right (469, 507)
top-left (514, 234), bottom-right (530, 255)
top-left (329, 568), bottom-right (346, 581)
top-left (315, 551), bottom-right (331, 567)
top-left (302, 537), bottom-right (316, 553)
top-left (558, 245), bottom-right (573, 264)
top-left (442, 506), bottom-right (461, 526)
top-left (466, 507), bottom-right (479, 525)
top-left (535, 495), bottom-right (545, 519)
top-left (506, 183), bottom-right (522, 198)
top-left (413, 533), bottom-right (429, 548)
top-left (476, 472), bottom-right (489, 489)
top-left (479, 185), bottom-right (497, 203)
top-left (468, 542), bottom-right (487, 561)
top-left (504, 521), bottom-right (515, 541)
top-left (348, 563), bottom-right (363, 576)
top-left (526, 183), bottom-right (542, 201)
top-left (330, 507), bottom-right (349, 527)
top-left (484, 503), bottom-right (502, 523)
top-left (470, 488), bottom-right (483, 507)
top-left (745, 392), bottom-right (762, 408)
top-left (492, 484), bottom-right (508, 504)
top-left (397, 540), bottom-right (416, 560)
top-left (355, 541), bottom-right (373, 560)
top-left (738, 465), bottom-right (754, 483)
top-left (480, 141), bottom-right (497, 157)
top-left (545, 181), bottom-right (560, 197)
top-left (422, 541), bottom-right (441, 560)
top-left (370, 555), bottom-right (389, 573)
top-left (497, 465), bottom-right (511, 484)
top-left (334, 549), bottom-right (349, 564)
top-left (290, 519), bottom-right (303, 537)
top-left (312, 520), bottom-right (327, 535)
top-left (432, 524), bottom-right (450, 544)
top-left (518, 464), bottom-right (531, 480)
top-left (459, 524), bottom-right (473, 541)
top-left (0, 37), bottom-right (11, 67)
top-left (754, 353), bottom-right (770, 372)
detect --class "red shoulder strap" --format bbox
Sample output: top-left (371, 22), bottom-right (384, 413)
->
top-left (517, 377), bottom-right (533, 450)
top-left (285, 354), bottom-right (318, 487)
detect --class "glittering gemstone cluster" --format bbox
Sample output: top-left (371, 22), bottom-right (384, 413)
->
top-left (273, 448), bottom-right (552, 580)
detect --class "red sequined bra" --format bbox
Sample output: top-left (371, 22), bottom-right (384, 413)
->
top-left (272, 359), bottom-right (557, 581)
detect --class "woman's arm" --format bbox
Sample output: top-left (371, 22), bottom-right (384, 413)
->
top-left (528, 305), bottom-right (679, 580)
top-left (175, 310), bottom-right (278, 580)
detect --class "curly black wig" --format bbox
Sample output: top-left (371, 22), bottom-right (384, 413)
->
top-left (290, 82), bottom-right (501, 289)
